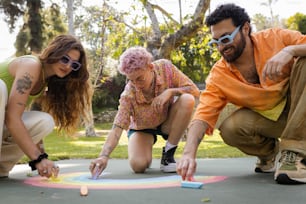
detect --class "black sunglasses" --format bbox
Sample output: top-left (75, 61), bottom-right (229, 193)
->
top-left (59, 55), bottom-right (82, 71)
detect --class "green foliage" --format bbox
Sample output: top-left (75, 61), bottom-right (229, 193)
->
top-left (14, 26), bottom-right (30, 56)
top-left (286, 12), bottom-right (306, 34)
top-left (92, 74), bottom-right (126, 111)
top-left (252, 13), bottom-right (271, 31)
top-left (14, 2), bottom-right (67, 56)
top-left (171, 27), bottom-right (220, 83)
top-left (298, 18), bottom-right (306, 34)
top-left (76, 5), bottom-right (146, 110)
top-left (41, 3), bottom-right (67, 46)
top-left (0, 0), bottom-right (26, 31)
top-left (26, 0), bottom-right (43, 53)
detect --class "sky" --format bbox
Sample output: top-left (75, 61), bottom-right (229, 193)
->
top-left (1, 0), bottom-right (306, 60)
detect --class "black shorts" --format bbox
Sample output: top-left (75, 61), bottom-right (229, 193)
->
top-left (127, 125), bottom-right (169, 144)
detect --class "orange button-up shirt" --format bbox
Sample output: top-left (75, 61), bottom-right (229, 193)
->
top-left (193, 28), bottom-right (306, 135)
top-left (114, 59), bottom-right (200, 130)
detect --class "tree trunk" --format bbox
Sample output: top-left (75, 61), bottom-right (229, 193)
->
top-left (84, 91), bottom-right (97, 137)
top-left (66, 0), bottom-right (75, 35)
top-left (143, 0), bottom-right (211, 59)
top-left (27, 0), bottom-right (43, 53)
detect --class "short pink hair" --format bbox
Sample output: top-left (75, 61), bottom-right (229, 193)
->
top-left (118, 46), bottom-right (153, 75)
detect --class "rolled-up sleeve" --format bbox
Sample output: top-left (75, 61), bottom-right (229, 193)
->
top-left (113, 93), bottom-right (133, 130)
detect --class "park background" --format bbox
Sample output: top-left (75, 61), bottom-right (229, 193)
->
top-left (0, 0), bottom-right (305, 163)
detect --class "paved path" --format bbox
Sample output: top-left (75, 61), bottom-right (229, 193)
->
top-left (1, 158), bottom-right (305, 204)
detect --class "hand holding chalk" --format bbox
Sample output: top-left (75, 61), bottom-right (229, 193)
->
top-left (92, 163), bottom-right (101, 180)
top-left (90, 158), bottom-right (108, 180)
top-left (50, 164), bottom-right (60, 182)
top-left (52, 164), bottom-right (60, 177)
top-left (92, 168), bottom-right (100, 180)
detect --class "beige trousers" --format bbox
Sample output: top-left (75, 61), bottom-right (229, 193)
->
top-left (219, 57), bottom-right (306, 159)
top-left (0, 80), bottom-right (55, 176)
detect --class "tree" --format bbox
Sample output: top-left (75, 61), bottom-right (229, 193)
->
top-left (74, 0), bottom-right (216, 114)
top-left (0, 0), bottom-right (44, 54)
top-left (260, 0), bottom-right (279, 27)
top-left (0, 0), bottom-right (26, 32)
top-left (141, 0), bottom-right (211, 59)
top-left (286, 13), bottom-right (306, 34)
top-left (13, 3), bottom-right (67, 56)
top-left (298, 18), bottom-right (306, 34)
top-left (41, 3), bottom-right (67, 45)
top-left (27, 0), bottom-right (43, 53)
top-left (252, 13), bottom-right (271, 31)
top-left (66, 0), bottom-right (75, 35)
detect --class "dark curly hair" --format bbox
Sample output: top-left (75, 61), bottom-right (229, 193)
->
top-left (205, 3), bottom-right (251, 34)
top-left (38, 34), bottom-right (92, 134)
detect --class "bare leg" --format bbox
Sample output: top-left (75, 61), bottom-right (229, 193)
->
top-left (162, 93), bottom-right (196, 145)
top-left (128, 132), bottom-right (154, 173)
top-left (159, 93), bottom-right (196, 173)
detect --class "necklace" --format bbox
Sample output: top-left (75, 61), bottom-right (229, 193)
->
top-left (142, 71), bottom-right (155, 101)
top-left (150, 71), bottom-right (155, 92)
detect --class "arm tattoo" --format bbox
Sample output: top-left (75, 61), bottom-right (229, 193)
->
top-left (101, 124), bottom-right (123, 157)
top-left (112, 124), bottom-right (123, 141)
top-left (102, 145), bottom-right (112, 157)
top-left (16, 72), bottom-right (33, 94)
top-left (197, 136), bottom-right (204, 145)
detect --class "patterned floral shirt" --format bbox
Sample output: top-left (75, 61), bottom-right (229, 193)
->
top-left (114, 59), bottom-right (200, 130)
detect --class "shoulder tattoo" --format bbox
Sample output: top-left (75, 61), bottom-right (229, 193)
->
top-left (16, 72), bottom-right (33, 94)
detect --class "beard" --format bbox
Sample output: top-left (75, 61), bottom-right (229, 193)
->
top-left (221, 31), bottom-right (246, 63)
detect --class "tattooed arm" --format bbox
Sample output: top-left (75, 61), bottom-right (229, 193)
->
top-left (176, 120), bottom-right (209, 180)
top-left (99, 124), bottom-right (123, 158)
top-left (89, 124), bottom-right (124, 176)
top-left (5, 57), bottom-right (44, 161)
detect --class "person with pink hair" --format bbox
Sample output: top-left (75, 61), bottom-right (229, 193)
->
top-left (89, 46), bottom-right (200, 176)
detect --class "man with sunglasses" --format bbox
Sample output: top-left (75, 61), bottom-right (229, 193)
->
top-left (177, 3), bottom-right (306, 185)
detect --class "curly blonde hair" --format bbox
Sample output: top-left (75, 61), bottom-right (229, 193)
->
top-left (38, 34), bottom-right (92, 134)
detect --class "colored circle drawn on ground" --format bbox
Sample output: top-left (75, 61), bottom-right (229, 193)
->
top-left (24, 172), bottom-right (227, 189)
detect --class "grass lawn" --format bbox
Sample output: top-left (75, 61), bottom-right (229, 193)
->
top-left (19, 123), bottom-right (248, 164)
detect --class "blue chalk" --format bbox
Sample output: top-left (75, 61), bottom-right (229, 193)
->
top-left (92, 167), bottom-right (100, 180)
top-left (181, 181), bottom-right (204, 189)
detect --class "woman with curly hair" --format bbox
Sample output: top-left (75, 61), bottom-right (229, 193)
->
top-left (0, 34), bottom-right (91, 178)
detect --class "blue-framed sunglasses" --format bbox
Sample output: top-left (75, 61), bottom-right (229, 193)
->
top-left (208, 25), bottom-right (241, 48)
top-left (59, 55), bottom-right (82, 71)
